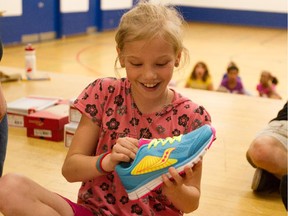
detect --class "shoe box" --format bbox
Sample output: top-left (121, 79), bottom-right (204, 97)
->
top-left (64, 122), bottom-right (78, 147)
top-left (24, 103), bottom-right (69, 141)
top-left (7, 96), bottom-right (60, 127)
top-left (64, 99), bottom-right (80, 147)
top-left (69, 99), bottom-right (81, 123)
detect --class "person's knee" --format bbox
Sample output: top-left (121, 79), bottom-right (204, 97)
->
top-left (0, 173), bottom-right (29, 209)
top-left (247, 137), bottom-right (273, 166)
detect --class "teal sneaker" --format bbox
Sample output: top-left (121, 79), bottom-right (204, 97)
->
top-left (115, 124), bottom-right (216, 200)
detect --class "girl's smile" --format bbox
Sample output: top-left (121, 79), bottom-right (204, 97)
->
top-left (117, 36), bottom-right (180, 113)
top-left (119, 37), bottom-right (180, 98)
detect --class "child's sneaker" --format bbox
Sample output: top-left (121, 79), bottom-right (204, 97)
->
top-left (115, 124), bottom-right (216, 200)
top-left (251, 168), bottom-right (280, 192)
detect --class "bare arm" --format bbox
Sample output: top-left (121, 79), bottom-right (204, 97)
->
top-left (62, 114), bottom-right (102, 182)
top-left (267, 81), bottom-right (282, 99)
top-left (207, 83), bottom-right (214, 91)
top-left (62, 114), bottom-right (139, 182)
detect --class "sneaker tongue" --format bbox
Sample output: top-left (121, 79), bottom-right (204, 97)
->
top-left (138, 138), bottom-right (151, 148)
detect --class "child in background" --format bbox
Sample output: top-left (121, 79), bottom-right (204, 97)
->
top-left (222, 61), bottom-right (241, 80)
top-left (185, 61), bottom-right (213, 90)
top-left (217, 65), bottom-right (245, 94)
top-left (246, 102), bottom-right (287, 210)
top-left (0, 2), bottom-right (213, 216)
top-left (256, 71), bottom-right (281, 99)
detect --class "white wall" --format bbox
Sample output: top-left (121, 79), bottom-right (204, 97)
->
top-left (151, 0), bottom-right (287, 13)
top-left (100, 0), bottom-right (133, 10)
top-left (60, 0), bottom-right (89, 13)
top-left (0, 0), bottom-right (91, 16)
top-left (0, 0), bottom-right (22, 16)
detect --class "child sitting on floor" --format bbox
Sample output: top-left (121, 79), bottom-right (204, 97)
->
top-left (256, 71), bottom-right (281, 99)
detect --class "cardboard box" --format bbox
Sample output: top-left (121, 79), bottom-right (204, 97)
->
top-left (69, 104), bottom-right (81, 123)
top-left (26, 127), bottom-right (64, 142)
top-left (24, 104), bottom-right (69, 130)
top-left (64, 122), bottom-right (78, 147)
top-left (7, 96), bottom-right (61, 127)
top-left (7, 113), bottom-right (26, 127)
top-left (69, 99), bottom-right (81, 123)
top-left (7, 96), bottom-right (60, 115)
top-left (24, 104), bottom-right (69, 141)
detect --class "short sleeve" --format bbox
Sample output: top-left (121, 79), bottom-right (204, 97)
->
top-left (73, 78), bottom-right (117, 127)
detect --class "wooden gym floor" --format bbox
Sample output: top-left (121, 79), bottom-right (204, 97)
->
top-left (0, 22), bottom-right (287, 215)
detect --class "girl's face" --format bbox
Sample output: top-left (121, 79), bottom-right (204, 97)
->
top-left (195, 64), bottom-right (205, 78)
top-left (227, 69), bottom-right (238, 81)
top-left (260, 72), bottom-right (270, 84)
top-left (118, 37), bottom-right (181, 101)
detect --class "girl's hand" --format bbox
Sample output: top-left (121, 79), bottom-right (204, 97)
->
top-left (102, 137), bottom-right (139, 172)
top-left (162, 161), bottom-right (202, 192)
top-left (161, 161), bottom-right (202, 213)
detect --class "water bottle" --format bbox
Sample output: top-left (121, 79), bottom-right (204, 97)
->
top-left (25, 44), bottom-right (36, 79)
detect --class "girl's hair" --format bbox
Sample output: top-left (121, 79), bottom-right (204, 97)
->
top-left (227, 61), bottom-right (237, 69)
top-left (271, 76), bottom-right (278, 85)
top-left (227, 65), bottom-right (239, 73)
top-left (262, 71), bottom-right (279, 85)
top-left (190, 61), bottom-right (210, 82)
top-left (114, 1), bottom-right (188, 70)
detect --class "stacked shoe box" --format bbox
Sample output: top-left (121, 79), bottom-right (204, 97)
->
top-left (64, 99), bottom-right (81, 147)
top-left (24, 100), bottom-right (70, 141)
top-left (7, 96), bottom-right (60, 128)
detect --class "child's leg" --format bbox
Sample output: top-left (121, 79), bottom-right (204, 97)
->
top-left (0, 173), bottom-right (74, 216)
top-left (247, 121), bottom-right (287, 178)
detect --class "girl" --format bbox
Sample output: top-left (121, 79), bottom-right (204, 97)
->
top-left (217, 65), bottom-right (245, 94)
top-left (256, 71), bottom-right (281, 99)
top-left (0, 2), bottom-right (212, 215)
top-left (185, 61), bottom-right (213, 90)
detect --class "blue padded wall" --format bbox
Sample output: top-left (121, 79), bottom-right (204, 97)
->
top-left (0, 0), bottom-right (59, 44)
top-left (59, 0), bottom-right (97, 36)
top-left (178, 6), bottom-right (287, 29)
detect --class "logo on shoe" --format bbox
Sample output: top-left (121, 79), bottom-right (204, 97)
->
top-left (131, 147), bottom-right (177, 175)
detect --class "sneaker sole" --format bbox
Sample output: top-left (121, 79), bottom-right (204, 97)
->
top-left (251, 168), bottom-right (262, 191)
top-left (127, 127), bottom-right (216, 200)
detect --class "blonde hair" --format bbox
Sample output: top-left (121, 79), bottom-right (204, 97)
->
top-left (114, 1), bottom-right (188, 71)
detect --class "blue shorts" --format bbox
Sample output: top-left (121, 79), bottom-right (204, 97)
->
top-left (62, 197), bottom-right (94, 216)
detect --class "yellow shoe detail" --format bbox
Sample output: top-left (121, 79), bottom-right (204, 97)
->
top-left (147, 135), bottom-right (182, 148)
top-left (131, 147), bottom-right (177, 175)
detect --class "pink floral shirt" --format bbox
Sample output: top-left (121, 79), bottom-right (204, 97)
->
top-left (74, 77), bottom-right (211, 216)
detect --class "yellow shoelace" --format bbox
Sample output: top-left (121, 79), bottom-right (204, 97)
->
top-left (147, 135), bottom-right (183, 149)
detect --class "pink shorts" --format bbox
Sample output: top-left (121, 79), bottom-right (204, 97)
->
top-left (62, 197), bottom-right (94, 216)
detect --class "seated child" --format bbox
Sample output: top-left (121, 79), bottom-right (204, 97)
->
top-left (185, 61), bottom-right (213, 90)
top-left (217, 65), bottom-right (245, 94)
top-left (256, 71), bottom-right (281, 99)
